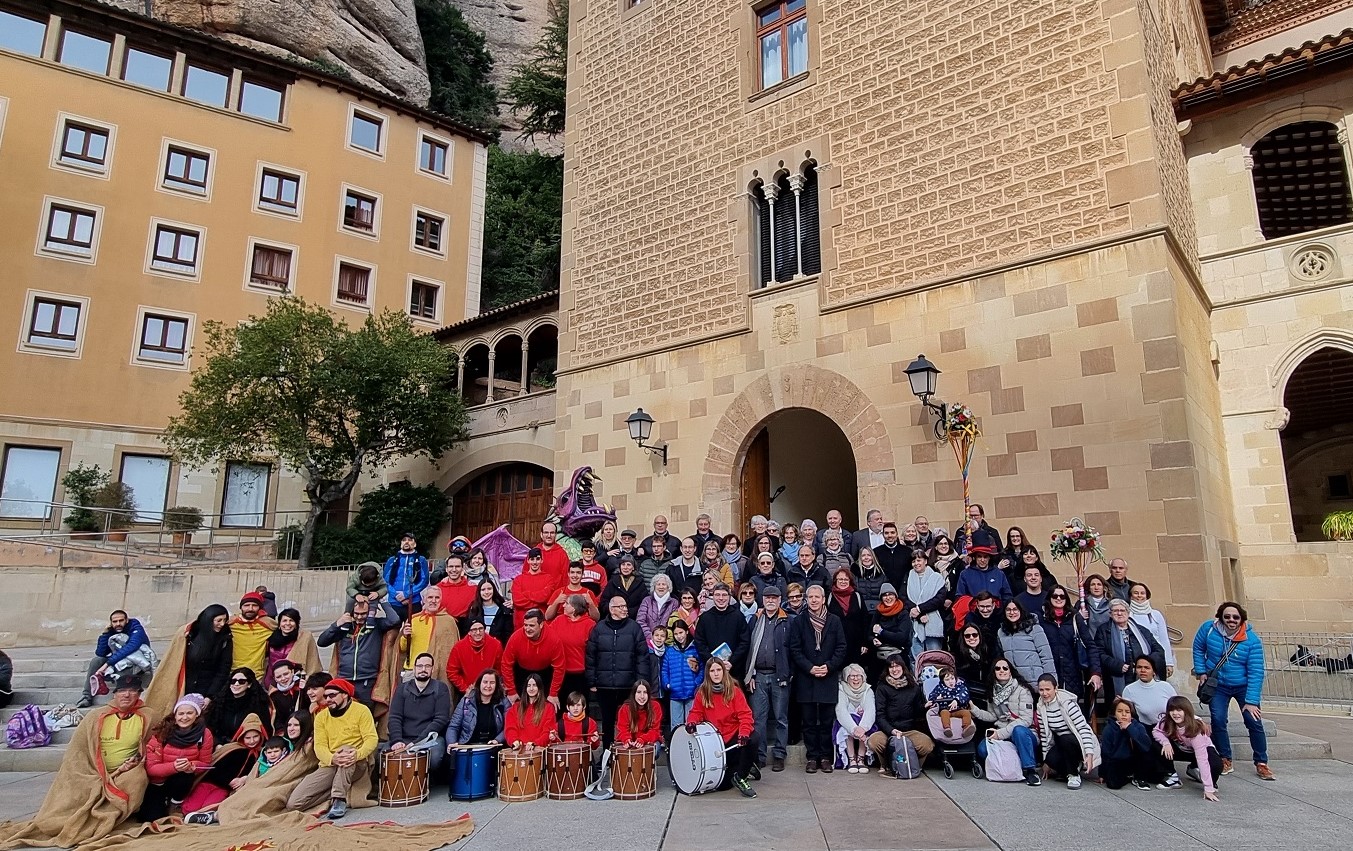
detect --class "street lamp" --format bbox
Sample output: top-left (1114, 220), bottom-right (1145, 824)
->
top-left (626, 407), bottom-right (668, 466)
top-left (903, 354), bottom-right (948, 440)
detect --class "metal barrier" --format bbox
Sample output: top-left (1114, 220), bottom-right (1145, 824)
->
top-left (1259, 631), bottom-right (1353, 714)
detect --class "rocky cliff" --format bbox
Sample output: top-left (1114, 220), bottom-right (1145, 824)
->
top-left (450, 0), bottom-right (549, 103)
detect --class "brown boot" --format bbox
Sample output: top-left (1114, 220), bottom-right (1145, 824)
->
top-left (1220, 758), bottom-right (1234, 775)
top-left (771, 756), bottom-right (785, 772)
top-left (1255, 763), bottom-right (1276, 781)
top-left (820, 760), bottom-right (834, 773)
top-left (805, 759), bottom-right (818, 773)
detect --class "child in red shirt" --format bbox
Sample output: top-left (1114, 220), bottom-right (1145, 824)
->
top-left (505, 673), bottom-right (557, 750)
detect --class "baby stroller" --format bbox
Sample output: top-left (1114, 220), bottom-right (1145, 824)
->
top-left (916, 649), bottom-right (983, 779)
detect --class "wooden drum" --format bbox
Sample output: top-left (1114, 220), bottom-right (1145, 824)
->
top-left (612, 744), bottom-right (657, 800)
top-left (498, 748), bottom-right (544, 802)
top-left (379, 750), bottom-right (429, 807)
top-left (545, 742), bottom-right (591, 800)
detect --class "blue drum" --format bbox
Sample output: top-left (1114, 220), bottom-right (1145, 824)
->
top-left (451, 744), bottom-right (498, 800)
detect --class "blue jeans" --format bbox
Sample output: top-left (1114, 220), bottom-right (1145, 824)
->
top-left (668, 699), bottom-right (692, 731)
top-left (976, 725), bottom-right (1039, 770)
top-left (1208, 682), bottom-right (1267, 764)
top-left (911, 634), bottom-right (943, 661)
top-left (748, 676), bottom-right (790, 763)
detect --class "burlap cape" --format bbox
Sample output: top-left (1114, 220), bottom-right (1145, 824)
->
top-left (329, 627), bottom-right (402, 738)
top-left (400, 610), bottom-right (462, 688)
top-left (0, 702), bottom-right (153, 849)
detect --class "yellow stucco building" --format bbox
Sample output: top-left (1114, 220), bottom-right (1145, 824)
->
top-left (0, 0), bottom-right (489, 535)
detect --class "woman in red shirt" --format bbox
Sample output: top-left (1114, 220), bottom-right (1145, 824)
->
top-left (615, 680), bottom-right (664, 748)
top-left (505, 673), bottom-right (557, 750)
top-left (686, 660), bottom-right (758, 798)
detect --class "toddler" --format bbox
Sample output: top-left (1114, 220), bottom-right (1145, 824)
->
top-left (257, 736), bottom-right (290, 777)
top-left (927, 666), bottom-right (973, 736)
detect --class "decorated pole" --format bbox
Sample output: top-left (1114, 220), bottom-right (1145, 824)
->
top-left (1048, 517), bottom-right (1104, 618)
top-left (940, 403), bottom-right (980, 554)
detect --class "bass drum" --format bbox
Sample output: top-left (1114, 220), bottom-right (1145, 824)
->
top-left (668, 722), bottom-right (726, 795)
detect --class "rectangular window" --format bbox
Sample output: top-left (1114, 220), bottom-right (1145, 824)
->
top-left (249, 244), bottom-right (293, 290)
top-left (0, 10), bottom-right (46, 56)
top-left (336, 263), bottom-right (371, 305)
top-left (163, 146), bottom-right (210, 193)
top-left (258, 169), bottom-right (300, 213)
top-left (59, 122), bottom-right (109, 169)
top-left (119, 454), bottom-right (171, 522)
top-left (122, 46), bottom-right (172, 91)
top-left (27, 298), bottom-right (81, 350)
top-left (343, 191), bottom-right (377, 232)
top-left (221, 462), bottom-right (270, 527)
top-left (183, 64), bottom-right (229, 108)
top-left (409, 280), bottom-right (438, 320)
top-left (757, 0), bottom-right (808, 90)
top-left (349, 110), bottom-right (383, 153)
top-left (44, 205), bottom-right (96, 255)
top-left (0, 446), bottom-right (61, 519)
top-left (239, 79), bottom-right (284, 122)
top-left (138, 313), bottom-right (189, 363)
top-left (58, 30), bottom-right (112, 75)
top-left (419, 136), bottom-right (448, 176)
top-left (151, 225), bottom-right (200, 274)
top-left (413, 211), bottom-right (445, 252)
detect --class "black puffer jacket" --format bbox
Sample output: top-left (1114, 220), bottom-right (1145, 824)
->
top-left (694, 605), bottom-right (750, 678)
top-left (1041, 612), bottom-right (1084, 694)
top-left (585, 616), bottom-right (649, 690)
top-left (874, 679), bottom-right (927, 734)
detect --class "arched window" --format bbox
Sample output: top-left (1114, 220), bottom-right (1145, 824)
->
top-left (1252, 121), bottom-right (1353, 239)
top-left (1280, 346), bottom-right (1353, 540)
top-left (753, 163), bottom-right (821, 287)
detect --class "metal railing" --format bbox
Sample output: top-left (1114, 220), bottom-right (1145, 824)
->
top-left (1259, 631), bottom-right (1353, 714)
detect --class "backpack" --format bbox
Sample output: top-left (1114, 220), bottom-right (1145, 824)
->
top-left (5, 704), bottom-right (51, 749)
top-left (889, 734), bottom-right (923, 779)
top-left (985, 738), bottom-right (1024, 782)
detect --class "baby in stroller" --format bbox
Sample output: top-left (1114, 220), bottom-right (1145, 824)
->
top-left (917, 650), bottom-right (983, 778)
top-left (926, 666), bottom-right (975, 738)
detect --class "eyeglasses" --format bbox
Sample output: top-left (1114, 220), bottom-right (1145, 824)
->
top-left (1221, 614), bottom-right (1242, 621)
top-left (993, 665), bottom-right (1010, 671)
top-left (1050, 594), bottom-right (1067, 600)
top-left (230, 678), bottom-right (249, 684)
top-left (963, 632), bottom-right (980, 639)
top-left (323, 691), bottom-right (342, 699)
top-left (788, 594), bottom-right (803, 600)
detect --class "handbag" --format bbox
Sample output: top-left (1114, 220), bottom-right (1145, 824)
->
top-left (984, 739), bottom-right (1023, 782)
top-left (1197, 626), bottom-right (1240, 705)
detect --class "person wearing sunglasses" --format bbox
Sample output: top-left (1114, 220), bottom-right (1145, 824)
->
top-left (204, 667), bottom-right (274, 745)
top-left (970, 657), bottom-right (1040, 785)
top-left (1041, 585), bottom-right (1086, 707)
top-left (287, 679), bottom-right (378, 820)
top-left (1192, 602), bottom-right (1273, 780)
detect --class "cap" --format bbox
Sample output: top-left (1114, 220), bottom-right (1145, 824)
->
top-left (174, 693), bottom-right (207, 715)
top-left (621, 529), bottom-right (638, 538)
top-left (325, 678), bottom-right (356, 698)
top-left (527, 547), bottom-right (543, 558)
top-left (880, 582), bottom-right (898, 597)
top-left (112, 673), bottom-right (144, 692)
top-left (761, 585), bottom-right (782, 598)
top-left (401, 531), bottom-right (417, 540)
top-left (240, 591), bottom-right (266, 607)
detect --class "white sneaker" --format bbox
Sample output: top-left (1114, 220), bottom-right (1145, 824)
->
top-left (1158, 773), bottom-right (1182, 789)
top-left (1067, 775), bottom-right (1082, 790)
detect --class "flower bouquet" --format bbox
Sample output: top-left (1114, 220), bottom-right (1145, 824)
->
top-left (1049, 517), bottom-right (1104, 616)
top-left (942, 403), bottom-right (980, 441)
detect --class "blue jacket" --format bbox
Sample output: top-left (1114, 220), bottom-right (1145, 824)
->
top-left (96, 618), bottom-right (150, 666)
top-left (661, 641), bottom-right (701, 701)
top-left (383, 551), bottom-right (430, 604)
top-left (446, 694), bottom-right (509, 745)
top-left (1192, 619), bottom-right (1265, 706)
top-left (1099, 717), bottom-right (1155, 762)
top-left (955, 565), bottom-right (1012, 600)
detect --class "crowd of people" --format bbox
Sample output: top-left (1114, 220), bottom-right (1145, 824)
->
top-left (4, 511), bottom-right (1277, 846)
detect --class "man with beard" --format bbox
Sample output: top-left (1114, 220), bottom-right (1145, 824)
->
top-left (286, 678), bottom-right (377, 820)
top-left (500, 608), bottom-right (566, 706)
top-left (268, 658), bottom-right (305, 719)
top-left (79, 609), bottom-right (156, 708)
top-left (230, 592), bottom-right (277, 680)
top-left (851, 509), bottom-right (886, 557)
top-left (399, 585), bottom-right (461, 685)
top-left (318, 598), bottom-right (401, 706)
top-left (436, 554), bottom-right (478, 620)
top-left (382, 653), bottom-right (451, 774)
top-left (873, 523), bottom-right (911, 600)
top-left (383, 532), bottom-right (430, 619)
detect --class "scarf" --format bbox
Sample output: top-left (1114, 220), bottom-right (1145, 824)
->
top-left (1130, 600), bottom-right (1154, 618)
top-left (168, 719), bottom-right (207, 748)
top-left (831, 587), bottom-right (855, 614)
top-left (991, 678), bottom-right (1021, 712)
top-left (808, 607), bottom-right (827, 650)
top-left (268, 626), bottom-right (297, 650)
top-left (740, 601), bottom-right (758, 620)
top-left (779, 541), bottom-right (802, 564)
top-left (1085, 594), bottom-right (1109, 614)
top-left (653, 590), bottom-right (672, 608)
top-left (876, 597), bottom-right (903, 617)
top-left (885, 672), bottom-right (907, 689)
top-left (838, 665), bottom-right (869, 707)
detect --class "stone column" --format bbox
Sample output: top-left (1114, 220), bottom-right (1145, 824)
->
top-left (486, 350), bottom-right (497, 404)
top-left (520, 338), bottom-right (531, 396)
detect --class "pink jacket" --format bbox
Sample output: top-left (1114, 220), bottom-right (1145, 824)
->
top-left (145, 728), bottom-right (216, 782)
top-left (1152, 722), bottom-right (1216, 792)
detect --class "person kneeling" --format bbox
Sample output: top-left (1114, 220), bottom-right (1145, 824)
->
top-left (1035, 674), bottom-right (1100, 789)
top-left (285, 678), bottom-right (377, 819)
top-left (1099, 697), bottom-right (1167, 791)
top-left (686, 660), bottom-right (758, 798)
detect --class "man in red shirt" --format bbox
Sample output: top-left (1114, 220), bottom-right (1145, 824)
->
top-left (500, 609), bottom-right (565, 706)
top-left (544, 564), bottom-right (600, 621)
top-left (537, 521), bottom-right (571, 580)
top-left (436, 553), bottom-right (477, 620)
top-left (547, 595), bottom-right (595, 703)
top-left (445, 619), bottom-right (503, 694)
top-left (511, 548), bottom-right (559, 630)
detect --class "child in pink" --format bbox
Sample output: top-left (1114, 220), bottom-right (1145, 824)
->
top-left (1153, 696), bottom-right (1222, 801)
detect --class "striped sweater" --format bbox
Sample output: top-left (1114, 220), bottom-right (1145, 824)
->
top-left (1036, 689), bottom-right (1101, 761)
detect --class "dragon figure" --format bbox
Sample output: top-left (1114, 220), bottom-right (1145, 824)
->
top-left (470, 466), bottom-right (617, 583)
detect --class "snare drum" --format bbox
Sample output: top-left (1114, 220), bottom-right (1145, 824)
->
top-left (498, 748), bottom-right (544, 802)
top-left (545, 742), bottom-right (591, 800)
top-left (451, 744), bottom-right (499, 801)
top-left (612, 744), bottom-right (656, 800)
top-left (379, 749), bottom-right (429, 807)
top-left (669, 723), bottom-right (727, 795)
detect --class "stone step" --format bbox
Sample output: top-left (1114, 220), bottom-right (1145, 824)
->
top-left (10, 689), bottom-right (86, 706)
top-left (1231, 730), bottom-right (1331, 762)
top-left (1229, 718), bottom-right (1279, 739)
top-left (10, 672), bottom-right (89, 690)
top-left (10, 658), bottom-right (91, 675)
top-left (0, 744), bottom-right (66, 773)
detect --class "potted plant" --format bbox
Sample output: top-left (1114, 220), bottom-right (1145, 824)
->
top-left (164, 506), bottom-right (204, 546)
top-left (92, 482), bottom-right (136, 542)
top-left (61, 463), bottom-right (110, 537)
top-left (1321, 510), bottom-right (1353, 542)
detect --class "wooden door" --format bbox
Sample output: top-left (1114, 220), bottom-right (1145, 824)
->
top-left (454, 465), bottom-right (553, 544)
top-left (740, 429), bottom-right (769, 533)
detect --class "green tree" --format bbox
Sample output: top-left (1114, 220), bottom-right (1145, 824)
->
top-left (163, 298), bottom-right (468, 567)
top-left (481, 145), bottom-right (564, 307)
top-left (415, 0), bottom-right (500, 134)
top-left (506, 0), bottom-right (568, 140)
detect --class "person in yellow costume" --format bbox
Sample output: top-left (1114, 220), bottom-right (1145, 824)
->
top-left (230, 592), bottom-right (277, 680)
top-left (399, 585), bottom-right (462, 689)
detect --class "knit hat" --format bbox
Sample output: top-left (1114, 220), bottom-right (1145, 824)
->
top-left (240, 591), bottom-right (266, 607)
top-left (968, 526), bottom-right (1000, 555)
top-left (880, 582), bottom-right (898, 597)
top-left (174, 693), bottom-right (207, 716)
top-left (325, 678), bottom-right (356, 698)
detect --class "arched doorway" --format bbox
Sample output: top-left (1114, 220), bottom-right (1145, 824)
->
top-left (1280, 347), bottom-right (1353, 540)
top-left (739, 409), bottom-right (859, 533)
top-left (452, 463), bottom-right (553, 544)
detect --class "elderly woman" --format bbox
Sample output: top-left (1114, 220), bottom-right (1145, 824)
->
top-left (905, 550), bottom-right (947, 661)
top-left (638, 574), bottom-right (679, 637)
top-left (997, 599), bottom-right (1056, 685)
top-left (833, 664), bottom-right (877, 772)
top-left (822, 530), bottom-right (853, 576)
top-left (1128, 582), bottom-right (1176, 677)
top-left (750, 552), bottom-right (788, 606)
top-left (777, 523), bottom-right (803, 573)
top-left (1035, 674), bottom-right (1099, 789)
top-left (971, 658), bottom-right (1040, 785)
top-left (799, 519), bottom-right (822, 556)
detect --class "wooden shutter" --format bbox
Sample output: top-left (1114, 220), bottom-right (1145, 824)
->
top-left (800, 166), bottom-right (821, 276)
top-left (772, 175), bottom-right (798, 282)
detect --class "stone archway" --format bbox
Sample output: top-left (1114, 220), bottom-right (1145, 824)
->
top-left (702, 364), bottom-right (897, 533)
